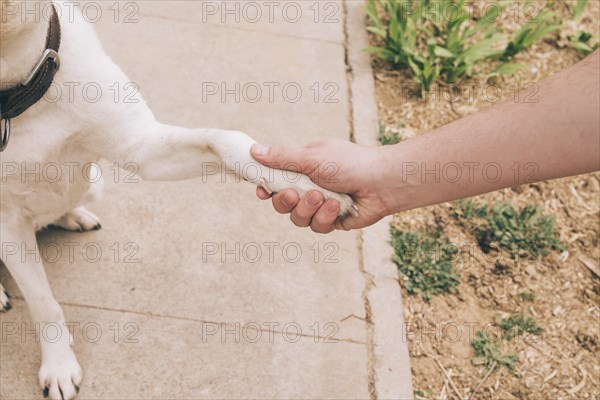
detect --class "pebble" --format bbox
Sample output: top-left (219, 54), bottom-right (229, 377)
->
top-left (587, 176), bottom-right (600, 191)
top-left (552, 306), bottom-right (564, 316)
top-left (525, 265), bottom-right (538, 278)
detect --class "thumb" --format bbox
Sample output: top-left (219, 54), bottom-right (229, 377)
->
top-left (251, 143), bottom-right (314, 175)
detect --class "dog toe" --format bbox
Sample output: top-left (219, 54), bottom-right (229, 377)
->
top-left (52, 207), bottom-right (102, 233)
top-left (0, 284), bottom-right (11, 313)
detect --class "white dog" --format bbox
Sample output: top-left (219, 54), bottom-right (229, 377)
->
top-left (0, 1), bottom-right (355, 398)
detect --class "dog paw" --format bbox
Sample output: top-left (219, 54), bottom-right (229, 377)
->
top-left (257, 172), bottom-right (358, 218)
top-left (51, 207), bottom-right (101, 232)
top-left (39, 353), bottom-right (82, 400)
top-left (0, 283), bottom-right (11, 313)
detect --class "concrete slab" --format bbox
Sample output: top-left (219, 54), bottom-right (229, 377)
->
top-left (0, 1), bottom-right (370, 399)
top-left (128, 0), bottom-right (346, 44)
top-left (1, 0), bottom-right (412, 398)
top-left (346, 1), bottom-right (414, 398)
top-left (1, 300), bottom-right (368, 399)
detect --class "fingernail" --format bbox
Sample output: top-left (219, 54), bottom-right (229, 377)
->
top-left (281, 192), bottom-right (292, 208)
top-left (252, 144), bottom-right (269, 157)
top-left (307, 192), bottom-right (322, 207)
top-left (327, 200), bottom-right (340, 214)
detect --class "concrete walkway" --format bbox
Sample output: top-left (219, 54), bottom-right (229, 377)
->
top-left (1, 1), bottom-right (411, 398)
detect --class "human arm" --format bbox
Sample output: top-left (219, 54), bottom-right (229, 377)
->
top-left (251, 50), bottom-right (600, 233)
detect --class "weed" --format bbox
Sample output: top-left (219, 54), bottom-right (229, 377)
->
top-left (502, 8), bottom-right (561, 60)
top-left (365, 0), bottom-right (561, 96)
top-left (379, 122), bottom-right (401, 145)
top-left (450, 199), bottom-right (488, 221)
top-left (570, 30), bottom-right (600, 56)
top-left (471, 330), bottom-right (518, 372)
top-left (568, 0), bottom-right (600, 58)
top-left (498, 312), bottom-right (543, 340)
top-left (452, 200), bottom-right (563, 259)
top-left (391, 226), bottom-right (461, 302)
top-left (476, 202), bottom-right (564, 258)
top-left (517, 291), bottom-right (536, 302)
top-left (571, 0), bottom-right (589, 22)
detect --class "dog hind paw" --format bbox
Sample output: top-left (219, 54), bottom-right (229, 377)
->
top-left (51, 207), bottom-right (102, 232)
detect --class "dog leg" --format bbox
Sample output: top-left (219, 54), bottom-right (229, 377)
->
top-left (0, 282), bottom-right (11, 312)
top-left (106, 123), bottom-right (356, 216)
top-left (1, 219), bottom-right (82, 400)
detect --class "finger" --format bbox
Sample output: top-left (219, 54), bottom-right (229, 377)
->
top-left (310, 199), bottom-right (339, 234)
top-left (251, 143), bottom-right (311, 175)
top-left (334, 208), bottom-right (383, 231)
top-left (335, 218), bottom-right (353, 231)
top-left (256, 187), bottom-right (272, 200)
top-left (271, 189), bottom-right (300, 214)
top-left (290, 190), bottom-right (324, 228)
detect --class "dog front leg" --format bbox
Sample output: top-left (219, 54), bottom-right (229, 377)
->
top-left (1, 219), bottom-right (82, 400)
top-left (107, 123), bottom-right (355, 215)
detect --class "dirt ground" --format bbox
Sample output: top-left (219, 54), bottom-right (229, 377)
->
top-left (369, 1), bottom-right (600, 399)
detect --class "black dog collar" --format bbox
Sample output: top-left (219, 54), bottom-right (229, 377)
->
top-left (0, 4), bottom-right (61, 152)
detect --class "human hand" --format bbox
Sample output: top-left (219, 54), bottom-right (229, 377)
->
top-left (250, 139), bottom-right (389, 233)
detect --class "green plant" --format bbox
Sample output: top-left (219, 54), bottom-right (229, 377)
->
top-left (475, 202), bottom-right (564, 258)
top-left (571, 0), bottom-right (588, 23)
top-left (450, 199), bottom-right (488, 221)
top-left (498, 312), bottom-right (543, 340)
top-left (366, 0), bottom-right (514, 96)
top-left (517, 291), bottom-right (536, 302)
top-left (379, 122), bottom-right (401, 145)
top-left (564, 0), bottom-right (600, 57)
top-left (424, 0), bottom-right (507, 84)
top-left (471, 330), bottom-right (518, 372)
top-left (391, 226), bottom-right (461, 301)
top-left (570, 30), bottom-right (600, 56)
top-left (365, 0), bottom-right (560, 96)
top-left (502, 7), bottom-right (561, 60)
top-left (366, 0), bottom-right (422, 68)
top-left (414, 388), bottom-right (433, 399)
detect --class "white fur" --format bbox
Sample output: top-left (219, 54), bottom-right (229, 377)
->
top-left (0, 1), bottom-right (355, 399)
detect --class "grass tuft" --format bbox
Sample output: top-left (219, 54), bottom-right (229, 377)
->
top-left (498, 312), bottom-right (543, 340)
top-left (391, 226), bottom-right (461, 302)
top-left (517, 291), bottom-right (536, 302)
top-left (452, 200), bottom-right (564, 259)
top-left (471, 330), bottom-right (518, 373)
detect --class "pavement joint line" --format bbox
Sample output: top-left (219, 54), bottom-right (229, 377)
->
top-left (356, 231), bottom-right (378, 400)
top-left (3, 297), bottom-right (367, 345)
top-left (342, 1), bottom-right (377, 398)
top-left (345, 0), bottom-right (415, 398)
top-left (136, 12), bottom-right (344, 47)
top-left (342, 3), bottom-right (356, 143)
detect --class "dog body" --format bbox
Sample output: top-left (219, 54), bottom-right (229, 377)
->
top-left (0, 2), bottom-right (354, 398)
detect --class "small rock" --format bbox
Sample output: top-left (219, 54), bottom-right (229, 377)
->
top-left (579, 255), bottom-right (600, 277)
top-left (552, 306), bottom-right (564, 316)
top-left (399, 127), bottom-right (417, 140)
top-left (525, 376), bottom-right (536, 388)
top-left (511, 185), bottom-right (525, 194)
top-left (587, 176), bottom-right (600, 191)
top-left (525, 265), bottom-right (538, 278)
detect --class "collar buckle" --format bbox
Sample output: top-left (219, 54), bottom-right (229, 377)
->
top-left (22, 49), bottom-right (60, 87)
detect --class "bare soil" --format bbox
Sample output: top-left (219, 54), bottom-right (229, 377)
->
top-left (369, 1), bottom-right (600, 399)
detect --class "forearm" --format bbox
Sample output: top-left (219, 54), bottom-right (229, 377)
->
top-left (380, 51), bottom-right (600, 213)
